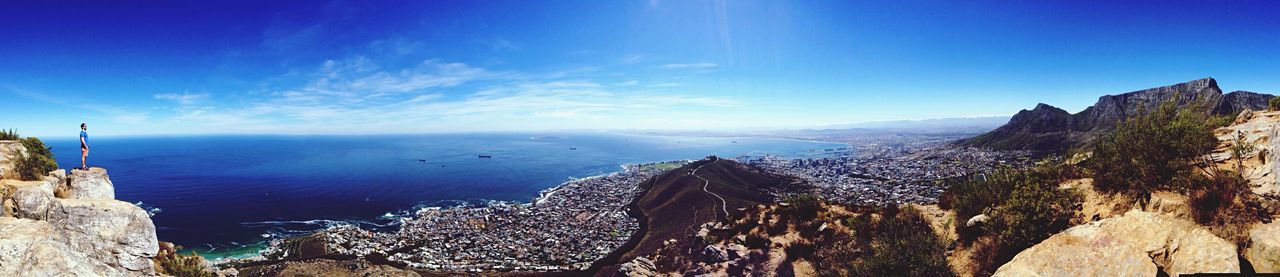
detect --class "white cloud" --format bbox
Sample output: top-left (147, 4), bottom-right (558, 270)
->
top-left (154, 92), bottom-right (210, 105)
top-left (150, 57), bottom-right (742, 133)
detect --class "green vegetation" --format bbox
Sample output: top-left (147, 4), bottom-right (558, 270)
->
top-left (14, 137), bottom-right (58, 181)
top-left (779, 193), bottom-right (822, 222)
top-left (154, 242), bottom-right (214, 277)
top-left (1187, 133), bottom-right (1272, 249)
top-left (1270, 96), bottom-right (1280, 111)
top-left (942, 158), bottom-right (1083, 274)
top-left (850, 205), bottom-right (955, 277)
top-left (980, 175), bottom-right (1082, 273)
top-left (0, 129), bottom-right (18, 140)
top-left (945, 157), bottom-right (1083, 242)
top-left (634, 160), bottom-right (687, 172)
top-left (1086, 100), bottom-right (1218, 206)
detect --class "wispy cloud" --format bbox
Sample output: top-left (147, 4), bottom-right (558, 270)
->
top-left (154, 92), bottom-right (210, 105)
top-left (152, 56), bottom-right (739, 133)
top-left (661, 62), bottom-right (718, 69)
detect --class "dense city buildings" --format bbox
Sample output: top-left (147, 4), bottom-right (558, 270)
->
top-left (743, 144), bottom-right (1028, 206)
top-left (260, 162), bottom-right (684, 272)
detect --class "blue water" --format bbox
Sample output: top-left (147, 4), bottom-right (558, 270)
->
top-left (43, 133), bottom-right (843, 257)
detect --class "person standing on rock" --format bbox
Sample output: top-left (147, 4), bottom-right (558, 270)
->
top-left (80, 123), bottom-right (89, 170)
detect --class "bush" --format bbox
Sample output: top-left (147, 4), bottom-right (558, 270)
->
top-left (15, 137), bottom-right (58, 181)
top-left (853, 205), bottom-right (955, 277)
top-left (0, 129), bottom-right (18, 140)
top-left (1087, 99), bottom-right (1217, 205)
top-left (154, 242), bottom-right (214, 277)
top-left (979, 178), bottom-right (1082, 274)
top-left (744, 233), bottom-right (770, 249)
top-left (1270, 96), bottom-right (1280, 111)
top-left (780, 194), bottom-right (822, 222)
top-left (947, 157), bottom-right (1081, 242)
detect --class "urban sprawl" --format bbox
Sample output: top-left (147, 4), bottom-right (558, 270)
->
top-left (246, 135), bottom-right (1027, 272)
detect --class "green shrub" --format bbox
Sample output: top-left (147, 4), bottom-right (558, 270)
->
top-left (947, 157), bottom-right (1081, 242)
top-left (1086, 99), bottom-right (1217, 205)
top-left (979, 178), bottom-right (1082, 274)
top-left (853, 205), bottom-right (955, 277)
top-left (15, 137), bottom-right (58, 181)
top-left (0, 129), bottom-right (18, 140)
top-left (780, 194), bottom-right (822, 222)
top-left (154, 242), bottom-right (214, 277)
top-left (1270, 96), bottom-right (1280, 111)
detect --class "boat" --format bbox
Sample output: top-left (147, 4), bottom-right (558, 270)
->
top-left (418, 159), bottom-right (426, 162)
top-left (569, 147), bottom-right (577, 150)
top-left (478, 155), bottom-right (493, 158)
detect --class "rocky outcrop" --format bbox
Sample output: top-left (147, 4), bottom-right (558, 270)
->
top-left (0, 217), bottom-right (98, 275)
top-left (1247, 221), bottom-right (1280, 273)
top-left (962, 78), bottom-right (1277, 153)
top-left (0, 141), bottom-right (26, 179)
top-left (48, 199), bottom-right (159, 273)
top-left (618, 257), bottom-right (658, 277)
top-left (67, 167), bottom-right (115, 200)
top-left (994, 210), bottom-right (1238, 276)
top-left (1216, 90), bottom-right (1275, 116)
top-left (9, 179), bottom-right (58, 220)
top-left (0, 166), bottom-right (159, 276)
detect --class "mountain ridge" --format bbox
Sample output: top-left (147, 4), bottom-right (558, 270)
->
top-left (961, 78), bottom-right (1275, 153)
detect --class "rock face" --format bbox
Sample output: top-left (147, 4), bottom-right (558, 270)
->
top-left (962, 78), bottom-right (1276, 153)
top-left (1247, 221), bottom-right (1280, 273)
top-left (0, 217), bottom-right (98, 275)
top-left (67, 167), bottom-right (115, 200)
top-left (994, 210), bottom-right (1238, 276)
top-left (48, 199), bottom-right (159, 273)
top-left (0, 166), bottom-right (159, 276)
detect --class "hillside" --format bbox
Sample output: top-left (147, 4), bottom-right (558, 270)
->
top-left (961, 78), bottom-right (1275, 153)
top-left (591, 157), bottom-right (804, 275)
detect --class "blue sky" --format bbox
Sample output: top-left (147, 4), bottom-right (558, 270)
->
top-left (2, 1), bottom-right (1278, 137)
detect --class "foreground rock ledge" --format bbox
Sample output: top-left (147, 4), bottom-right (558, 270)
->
top-left (0, 166), bottom-right (159, 276)
top-left (994, 210), bottom-right (1238, 276)
top-left (1247, 221), bottom-right (1280, 272)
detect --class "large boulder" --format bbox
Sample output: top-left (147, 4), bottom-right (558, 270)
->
top-left (1247, 221), bottom-right (1280, 273)
top-left (0, 217), bottom-right (98, 276)
top-left (994, 210), bottom-right (1238, 276)
top-left (9, 179), bottom-right (58, 220)
top-left (67, 167), bottom-right (115, 200)
top-left (47, 199), bottom-right (159, 275)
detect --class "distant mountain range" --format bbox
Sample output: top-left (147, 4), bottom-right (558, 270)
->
top-left (960, 77), bottom-right (1275, 153)
top-left (819, 116), bottom-right (1010, 133)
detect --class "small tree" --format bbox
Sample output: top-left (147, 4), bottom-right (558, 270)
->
top-left (1087, 99), bottom-right (1217, 206)
top-left (1269, 96), bottom-right (1280, 111)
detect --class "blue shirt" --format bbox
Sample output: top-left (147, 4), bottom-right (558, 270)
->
top-left (80, 130), bottom-right (87, 148)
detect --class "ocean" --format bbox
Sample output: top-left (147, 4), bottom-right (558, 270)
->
top-left (43, 132), bottom-right (844, 259)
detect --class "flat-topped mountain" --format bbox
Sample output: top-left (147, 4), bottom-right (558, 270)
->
top-left (961, 78), bottom-right (1275, 153)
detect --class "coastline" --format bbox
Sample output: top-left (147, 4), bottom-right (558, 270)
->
top-left (206, 159), bottom-right (694, 264)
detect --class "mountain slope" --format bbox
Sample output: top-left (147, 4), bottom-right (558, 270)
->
top-left (590, 157), bottom-right (802, 275)
top-left (962, 78), bottom-right (1275, 153)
